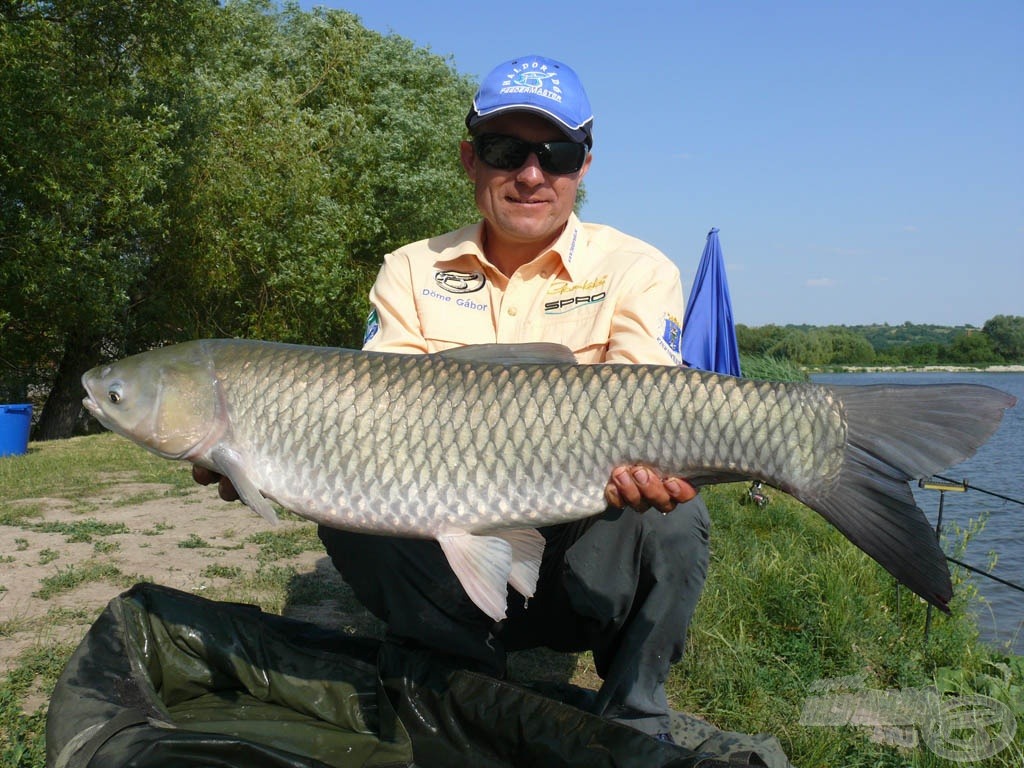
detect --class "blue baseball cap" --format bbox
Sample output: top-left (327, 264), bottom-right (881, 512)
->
top-left (466, 55), bottom-right (594, 147)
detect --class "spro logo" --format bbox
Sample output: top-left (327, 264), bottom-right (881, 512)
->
top-left (545, 276), bottom-right (607, 315)
top-left (544, 291), bottom-right (606, 314)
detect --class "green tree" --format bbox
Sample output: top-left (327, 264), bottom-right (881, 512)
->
top-left (945, 331), bottom-right (1000, 365)
top-left (139, 2), bottom-right (477, 347)
top-left (823, 328), bottom-right (875, 365)
top-left (981, 314), bottom-right (1024, 362)
top-left (0, 0), bottom-right (211, 436)
top-left (1, 1), bottom-right (477, 438)
top-left (767, 329), bottom-right (833, 366)
top-left (735, 324), bottom-right (788, 357)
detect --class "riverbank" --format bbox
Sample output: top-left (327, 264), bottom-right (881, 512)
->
top-left (818, 364), bottom-right (1024, 373)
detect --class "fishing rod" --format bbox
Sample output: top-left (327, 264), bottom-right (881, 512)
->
top-left (916, 476), bottom-right (1024, 640)
top-left (946, 555), bottom-right (1024, 596)
top-left (933, 474), bottom-right (1024, 508)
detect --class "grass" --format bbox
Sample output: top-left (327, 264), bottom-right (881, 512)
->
top-left (0, 432), bottom-right (1021, 766)
top-left (0, 432), bottom-right (193, 508)
top-left (670, 486), bottom-right (1024, 766)
top-left (33, 561), bottom-right (138, 600)
top-left (0, 644), bottom-right (75, 768)
top-left (29, 519), bottom-right (129, 543)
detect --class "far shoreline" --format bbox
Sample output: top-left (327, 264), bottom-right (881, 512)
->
top-left (811, 364), bottom-right (1024, 374)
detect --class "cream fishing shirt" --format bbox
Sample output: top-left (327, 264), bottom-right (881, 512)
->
top-left (363, 213), bottom-right (685, 366)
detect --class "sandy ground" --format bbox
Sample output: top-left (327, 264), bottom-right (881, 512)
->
top-left (0, 481), bottom-right (361, 690)
top-left (0, 476), bottom-right (592, 714)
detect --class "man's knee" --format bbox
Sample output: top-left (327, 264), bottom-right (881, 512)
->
top-left (638, 496), bottom-right (711, 580)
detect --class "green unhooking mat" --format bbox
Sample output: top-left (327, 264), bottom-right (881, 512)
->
top-left (47, 583), bottom-right (738, 768)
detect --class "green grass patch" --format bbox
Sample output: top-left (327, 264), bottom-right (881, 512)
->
top-left (34, 562), bottom-right (136, 600)
top-left (0, 643), bottom-right (76, 766)
top-left (37, 549), bottom-right (59, 565)
top-left (178, 533), bottom-right (210, 549)
top-left (0, 504), bottom-right (44, 527)
top-left (141, 522), bottom-right (174, 536)
top-left (29, 519), bottom-right (129, 543)
top-left (669, 485), bottom-right (1023, 766)
top-left (200, 564), bottom-right (243, 579)
top-left (247, 526), bottom-right (323, 563)
top-left (0, 433), bottom-right (194, 507)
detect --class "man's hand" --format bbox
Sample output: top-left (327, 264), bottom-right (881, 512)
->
top-left (605, 465), bottom-right (696, 514)
top-left (192, 466), bottom-right (240, 502)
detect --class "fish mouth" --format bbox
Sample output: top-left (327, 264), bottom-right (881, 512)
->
top-left (81, 394), bottom-right (111, 430)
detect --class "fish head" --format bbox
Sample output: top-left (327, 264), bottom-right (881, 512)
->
top-left (81, 342), bottom-right (218, 460)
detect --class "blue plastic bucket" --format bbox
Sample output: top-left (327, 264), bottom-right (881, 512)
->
top-left (0, 403), bottom-right (33, 457)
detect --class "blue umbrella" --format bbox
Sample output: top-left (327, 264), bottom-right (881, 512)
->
top-left (680, 227), bottom-right (742, 376)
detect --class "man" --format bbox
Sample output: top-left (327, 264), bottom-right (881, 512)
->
top-left (197, 55), bottom-right (709, 741)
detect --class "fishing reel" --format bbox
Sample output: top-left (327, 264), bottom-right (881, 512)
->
top-left (741, 481), bottom-right (771, 509)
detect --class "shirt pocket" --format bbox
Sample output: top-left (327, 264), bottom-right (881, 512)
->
top-left (526, 305), bottom-right (612, 362)
top-left (417, 290), bottom-right (496, 349)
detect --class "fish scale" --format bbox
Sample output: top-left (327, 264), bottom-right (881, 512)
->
top-left (82, 338), bottom-right (1016, 621)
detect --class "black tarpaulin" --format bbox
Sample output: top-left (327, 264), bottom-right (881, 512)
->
top-left (46, 583), bottom-right (721, 768)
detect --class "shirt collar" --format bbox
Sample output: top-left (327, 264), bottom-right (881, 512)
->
top-left (434, 213), bottom-right (590, 282)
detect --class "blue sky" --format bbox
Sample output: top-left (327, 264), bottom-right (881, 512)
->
top-left (298, 1), bottom-right (1022, 327)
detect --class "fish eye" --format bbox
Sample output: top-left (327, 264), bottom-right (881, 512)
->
top-left (107, 381), bottom-right (124, 404)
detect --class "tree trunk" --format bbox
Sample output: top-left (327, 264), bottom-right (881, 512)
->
top-left (35, 336), bottom-right (103, 441)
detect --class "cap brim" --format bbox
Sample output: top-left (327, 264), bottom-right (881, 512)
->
top-left (467, 106), bottom-right (592, 146)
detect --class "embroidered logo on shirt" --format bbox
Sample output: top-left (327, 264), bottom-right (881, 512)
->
top-left (363, 307), bottom-right (380, 345)
top-left (544, 292), bottom-right (606, 315)
top-left (659, 314), bottom-right (683, 362)
top-left (434, 270), bottom-right (485, 294)
top-left (544, 275), bottom-right (607, 315)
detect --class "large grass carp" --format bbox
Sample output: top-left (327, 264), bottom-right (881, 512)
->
top-left (82, 339), bottom-right (1016, 622)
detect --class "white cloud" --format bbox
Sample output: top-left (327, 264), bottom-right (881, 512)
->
top-left (806, 277), bottom-right (838, 288)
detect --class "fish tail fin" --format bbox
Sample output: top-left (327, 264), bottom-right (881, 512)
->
top-left (795, 384), bottom-right (1016, 612)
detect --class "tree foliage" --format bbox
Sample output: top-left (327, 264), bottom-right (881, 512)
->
top-left (735, 318), bottom-right (1024, 369)
top-left (982, 314), bottom-right (1024, 360)
top-left (1, 0), bottom-right (476, 438)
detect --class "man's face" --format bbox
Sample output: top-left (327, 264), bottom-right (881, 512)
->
top-left (460, 112), bottom-right (592, 260)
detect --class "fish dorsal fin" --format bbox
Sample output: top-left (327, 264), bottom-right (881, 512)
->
top-left (437, 343), bottom-right (577, 365)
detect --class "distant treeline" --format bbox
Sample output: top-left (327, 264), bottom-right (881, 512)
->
top-left (736, 315), bottom-right (1024, 367)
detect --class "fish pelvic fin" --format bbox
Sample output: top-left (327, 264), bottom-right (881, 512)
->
top-left (500, 528), bottom-right (545, 600)
top-left (210, 446), bottom-right (278, 525)
top-left (797, 383), bottom-right (1016, 613)
top-left (437, 529), bottom-right (545, 623)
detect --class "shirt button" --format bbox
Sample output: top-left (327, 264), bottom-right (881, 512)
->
top-left (507, 307), bottom-right (518, 317)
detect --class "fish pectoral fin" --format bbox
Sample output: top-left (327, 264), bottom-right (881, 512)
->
top-left (499, 528), bottom-right (545, 600)
top-left (211, 446), bottom-right (278, 525)
top-left (437, 531), bottom-right (514, 623)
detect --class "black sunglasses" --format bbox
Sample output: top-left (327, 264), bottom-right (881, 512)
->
top-left (472, 133), bottom-right (589, 175)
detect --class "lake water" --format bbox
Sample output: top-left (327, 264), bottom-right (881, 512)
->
top-left (811, 371), bottom-right (1024, 654)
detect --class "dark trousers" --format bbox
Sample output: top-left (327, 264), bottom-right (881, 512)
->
top-left (318, 497), bottom-right (710, 736)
